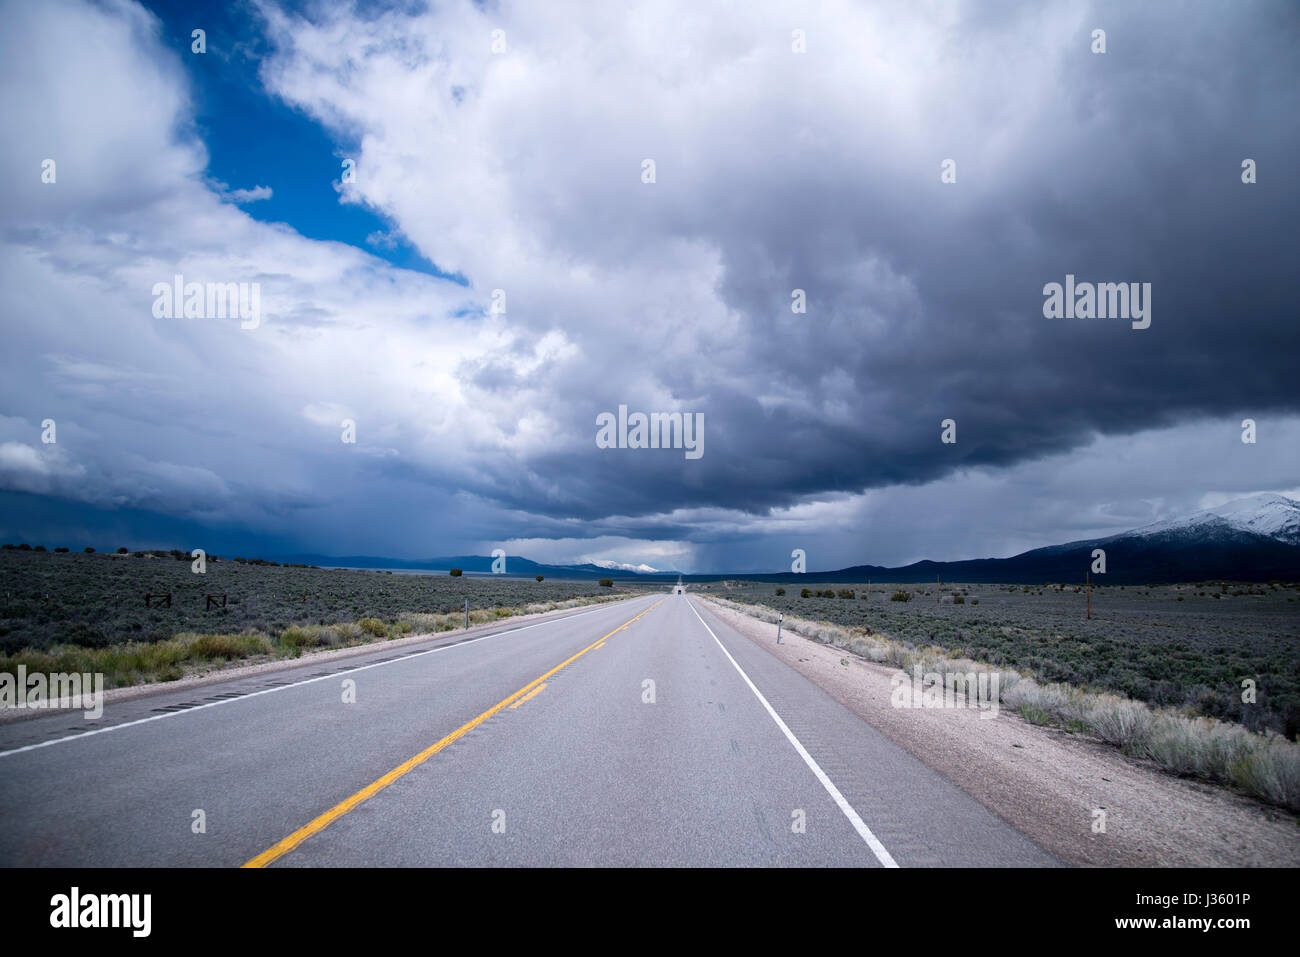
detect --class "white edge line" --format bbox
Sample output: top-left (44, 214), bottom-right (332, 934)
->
top-left (0, 594), bottom-right (653, 759)
top-left (686, 597), bottom-right (900, 868)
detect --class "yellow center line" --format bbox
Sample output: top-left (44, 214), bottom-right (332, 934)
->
top-left (509, 682), bottom-right (547, 709)
top-left (242, 596), bottom-right (666, 868)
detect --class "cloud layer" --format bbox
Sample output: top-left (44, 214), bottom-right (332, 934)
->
top-left (1, 0), bottom-right (1297, 569)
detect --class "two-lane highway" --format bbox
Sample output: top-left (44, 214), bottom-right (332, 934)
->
top-left (0, 592), bottom-right (1056, 866)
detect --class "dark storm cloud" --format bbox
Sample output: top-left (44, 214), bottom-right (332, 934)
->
top-left (445, 0), bottom-right (1299, 525)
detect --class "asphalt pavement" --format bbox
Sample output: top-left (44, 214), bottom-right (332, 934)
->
top-left (0, 592), bottom-right (1057, 866)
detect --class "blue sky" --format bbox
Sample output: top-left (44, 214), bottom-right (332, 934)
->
top-left (0, 0), bottom-right (1297, 572)
top-left (145, 0), bottom-right (460, 280)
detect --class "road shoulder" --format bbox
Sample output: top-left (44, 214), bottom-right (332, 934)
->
top-left (697, 597), bottom-right (1300, 867)
top-left (0, 593), bottom-right (645, 724)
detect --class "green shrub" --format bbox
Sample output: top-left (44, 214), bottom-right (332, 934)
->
top-left (890, 590), bottom-right (912, 602)
top-left (187, 632), bottom-right (273, 660)
top-left (1018, 706), bottom-right (1054, 726)
top-left (449, 568), bottom-right (462, 577)
top-left (599, 578), bottom-right (613, 587)
top-left (536, 575), bottom-right (544, 582)
top-left (357, 618), bottom-right (387, 637)
top-left (775, 587), bottom-right (786, 596)
top-left (1086, 697), bottom-right (1153, 751)
top-left (800, 588), bottom-right (811, 598)
top-left (1231, 742), bottom-right (1300, 812)
top-left (279, 626), bottom-right (325, 651)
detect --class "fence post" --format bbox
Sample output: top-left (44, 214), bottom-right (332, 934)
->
top-left (465, 598), bottom-right (469, 630)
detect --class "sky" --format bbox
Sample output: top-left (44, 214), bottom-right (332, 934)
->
top-left (1, 0), bottom-right (1297, 573)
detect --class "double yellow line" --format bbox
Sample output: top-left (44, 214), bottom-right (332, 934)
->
top-left (242, 596), bottom-right (665, 867)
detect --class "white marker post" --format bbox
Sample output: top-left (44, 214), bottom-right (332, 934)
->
top-left (776, 613), bottom-right (783, 644)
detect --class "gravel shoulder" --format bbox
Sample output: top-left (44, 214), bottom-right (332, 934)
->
top-left (699, 597), bottom-right (1300, 867)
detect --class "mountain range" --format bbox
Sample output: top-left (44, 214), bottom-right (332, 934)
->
top-left (276, 493), bottom-right (1300, 584)
top-left (799, 493), bottom-right (1300, 585)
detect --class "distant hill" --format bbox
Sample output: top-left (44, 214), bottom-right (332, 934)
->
top-left (273, 493), bottom-right (1300, 585)
top-left (272, 553), bottom-right (681, 580)
top-left (721, 493), bottom-right (1300, 585)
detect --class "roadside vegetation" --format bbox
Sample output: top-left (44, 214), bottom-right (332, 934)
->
top-left (695, 579), bottom-right (1300, 738)
top-left (703, 593), bottom-right (1300, 813)
top-left (0, 549), bottom-right (641, 687)
top-left (0, 595), bottom-right (630, 689)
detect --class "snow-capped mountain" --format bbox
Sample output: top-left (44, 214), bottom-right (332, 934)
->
top-left (591, 559), bottom-right (662, 574)
top-left (1125, 493), bottom-right (1300, 546)
top-left (818, 492), bottom-right (1300, 583)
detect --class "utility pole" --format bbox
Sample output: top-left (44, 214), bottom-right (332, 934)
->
top-left (937, 573), bottom-right (941, 604)
top-left (1086, 572), bottom-right (1091, 620)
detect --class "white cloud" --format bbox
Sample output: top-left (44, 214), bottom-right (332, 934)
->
top-left (228, 185), bottom-right (273, 204)
top-left (0, 441), bottom-right (87, 495)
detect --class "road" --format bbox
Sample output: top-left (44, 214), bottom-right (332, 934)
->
top-left (0, 593), bottom-right (1056, 866)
